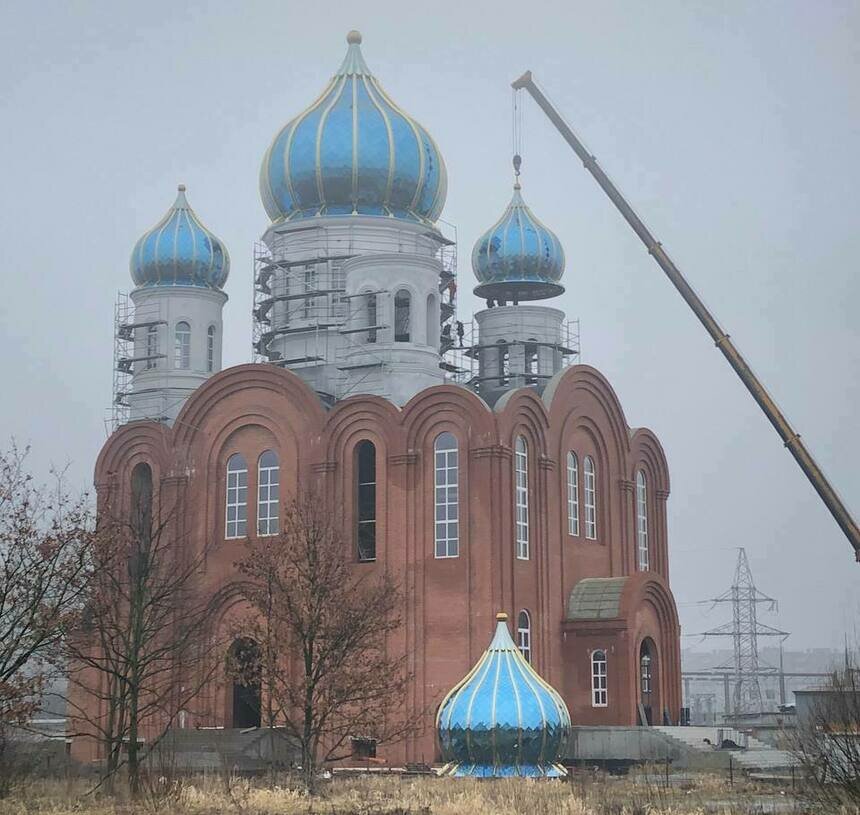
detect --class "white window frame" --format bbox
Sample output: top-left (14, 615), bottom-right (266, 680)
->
top-left (517, 610), bottom-right (531, 663)
top-left (584, 455), bottom-right (597, 540)
top-left (207, 325), bottom-right (216, 373)
top-left (567, 451), bottom-right (579, 536)
top-left (434, 432), bottom-right (459, 558)
top-left (641, 651), bottom-right (653, 695)
top-left (636, 469), bottom-right (649, 570)
top-left (256, 451), bottom-right (279, 537)
top-left (514, 436), bottom-right (529, 560)
top-left (591, 649), bottom-right (608, 707)
top-left (174, 321), bottom-right (191, 370)
top-left (225, 454), bottom-right (248, 539)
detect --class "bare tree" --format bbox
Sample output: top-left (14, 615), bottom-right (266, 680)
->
top-left (0, 443), bottom-right (93, 726)
top-left (792, 649), bottom-right (860, 809)
top-left (235, 491), bottom-right (415, 791)
top-left (65, 464), bottom-right (219, 795)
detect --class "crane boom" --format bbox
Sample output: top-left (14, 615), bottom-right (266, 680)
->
top-left (512, 70), bottom-right (860, 560)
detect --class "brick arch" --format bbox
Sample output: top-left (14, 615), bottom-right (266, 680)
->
top-left (629, 428), bottom-right (670, 495)
top-left (401, 384), bottom-right (495, 450)
top-left (173, 363), bottom-right (327, 449)
top-left (96, 421), bottom-right (172, 485)
top-left (619, 573), bottom-right (682, 723)
top-left (495, 388), bottom-right (551, 456)
top-left (324, 395), bottom-right (404, 464)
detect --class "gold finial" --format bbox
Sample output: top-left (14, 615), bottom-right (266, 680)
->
top-left (347, 30), bottom-right (362, 44)
top-left (496, 611), bottom-right (508, 621)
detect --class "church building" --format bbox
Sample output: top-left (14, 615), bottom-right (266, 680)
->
top-left (73, 31), bottom-right (681, 765)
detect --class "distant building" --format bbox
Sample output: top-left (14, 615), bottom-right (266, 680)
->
top-left (70, 31), bottom-right (682, 765)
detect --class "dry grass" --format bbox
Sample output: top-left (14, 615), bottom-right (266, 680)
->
top-left (0, 770), bottom-right (797, 815)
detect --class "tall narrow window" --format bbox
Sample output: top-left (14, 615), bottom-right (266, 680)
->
top-left (425, 294), bottom-right (436, 346)
top-left (207, 325), bottom-right (216, 372)
top-left (517, 610), bottom-right (531, 663)
top-left (356, 441), bottom-right (376, 562)
top-left (145, 325), bottom-right (158, 370)
top-left (174, 321), bottom-right (191, 370)
top-left (303, 265), bottom-right (316, 319)
top-left (640, 650), bottom-right (652, 695)
top-left (366, 293), bottom-right (377, 344)
top-left (257, 450), bottom-right (279, 536)
top-left (497, 340), bottom-right (509, 385)
top-left (515, 436), bottom-right (529, 560)
top-left (636, 469), bottom-right (649, 570)
top-left (394, 289), bottom-right (411, 342)
top-left (567, 452), bottom-right (580, 536)
top-left (525, 339), bottom-right (539, 385)
top-left (584, 455), bottom-right (597, 540)
top-left (591, 650), bottom-right (608, 707)
top-left (225, 454), bottom-right (248, 539)
top-left (434, 432), bottom-right (459, 558)
top-left (130, 462), bottom-right (153, 546)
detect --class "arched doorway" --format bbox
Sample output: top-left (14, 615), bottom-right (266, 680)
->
top-left (228, 638), bottom-right (261, 729)
top-left (639, 638), bottom-right (658, 725)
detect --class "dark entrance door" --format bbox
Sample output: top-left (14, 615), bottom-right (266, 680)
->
top-left (229, 638), bottom-right (262, 728)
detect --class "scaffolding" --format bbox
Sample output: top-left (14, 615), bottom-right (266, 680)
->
top-left (110, 292), bottom-right (194, 432)
top-left (252, 220), bottom-right (458, 402)
top-left (442, 316), bottom-right (580, 396)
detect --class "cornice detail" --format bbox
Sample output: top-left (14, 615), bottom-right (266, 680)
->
top-left (471, 445), bottom-right (513, 461)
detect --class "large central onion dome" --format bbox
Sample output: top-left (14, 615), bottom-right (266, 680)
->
top-left (436, 612), bottom-right (571, 778)
top-left (472, 172), bottom-right (565, 302)
top-left (130, 185), bottom-right (230, 289)
top-left (259, 31), bottom-right (447, 224)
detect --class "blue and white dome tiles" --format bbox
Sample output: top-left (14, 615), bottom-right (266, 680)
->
top-left (472, 173), bottom-right (565, 302)
top-left (259, 31), bottom-right (447, 225)
top-left (436, 612), bottom-right (571, 778)
top-left (130, 185), bottom-right (230, 290)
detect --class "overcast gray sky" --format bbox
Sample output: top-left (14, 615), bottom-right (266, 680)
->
top-left (1, 0), bottom-right (857, 652)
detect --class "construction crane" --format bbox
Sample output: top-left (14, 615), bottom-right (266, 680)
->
top-left (512, 71), bottom-right (860, 561)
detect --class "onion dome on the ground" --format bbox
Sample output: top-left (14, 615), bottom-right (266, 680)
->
top-left (259, 31), bottom-right (447, 225)
top-left (436, 612), bottom-right (571, 778)
top-left (130, 185), bottom-right (230, 289)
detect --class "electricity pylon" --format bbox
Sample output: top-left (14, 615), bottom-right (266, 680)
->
top-left (701, 548), bottom-right (789, 715)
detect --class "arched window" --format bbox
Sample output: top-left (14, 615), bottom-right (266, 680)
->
top-left (584, 455), bottom-right (597, 540)
top-left (366, 292), bottom-right (377, 344)
top-left (517, 610), bottom-right (531, 663)
top-left (130, 462), bottom-right (153, 544)
top-left (145, 325), bottom-right (158, 370)
top-left (636, 469), bottom-right (649, 570)
top-left (225, 453), bottom-right (248, 539)
top-left (434, 432), bottom-right (459, 558)
top-left (356, 441), bottom-right (376, 561)
top-left (567, 452), bottom-right (579, 536)
top-left (639, 639), bottom-right (655, 724)
top-left (515, 436), bottom-right (529, 560)
top-left (228, 638), bottom-right (261, 728)
top-left (425, 294), bottom-right (436, 346)
top-left (174, 321), bottom-right (191, 369)
top-left (394, 289), bottom-right (411, 342)
top-left (207, 325), bottom-right (216, 372)
top-left (257, 450), bottom-right (279, 536)
top-left (591, 650), bottom-right (608, 707)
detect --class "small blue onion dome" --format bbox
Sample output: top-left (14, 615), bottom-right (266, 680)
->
top-left (259, 31), bottom-right (447, 224)
top-left (130, 185), bottom-right (230, 289)
top-left (472, 179), bottom-right (565, 302)
top-left (436, 612), bottom-right (571, 778)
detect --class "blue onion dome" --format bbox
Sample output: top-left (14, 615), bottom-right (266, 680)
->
top-left (436, 612), bottom-right (571, 778)
top-left (259, 30), bottom-right (447, 224)
top-left (130, 185), bottom-right (230, 289)
top-left (472, 168), bottom-right (565, 302)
